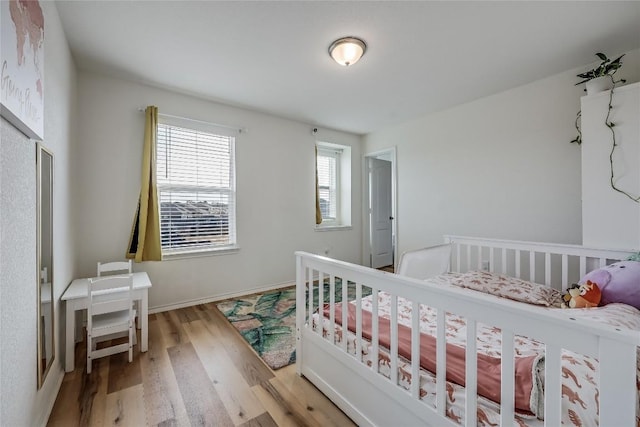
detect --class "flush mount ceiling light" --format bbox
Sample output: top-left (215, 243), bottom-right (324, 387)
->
top-left (328, 36), bottom-right (367, 67)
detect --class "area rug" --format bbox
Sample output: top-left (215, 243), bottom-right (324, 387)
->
top-left (216, 279), bottom-right (371, 370)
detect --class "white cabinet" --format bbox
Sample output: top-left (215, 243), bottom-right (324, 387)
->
top-left (581, 82), bottom-right (640, 249)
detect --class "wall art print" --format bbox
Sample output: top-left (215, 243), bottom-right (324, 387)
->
top-left (1, 0), bottom-right (44, 140)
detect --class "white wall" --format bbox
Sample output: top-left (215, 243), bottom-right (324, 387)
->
top-left (74, 73), bottom-right (362, 310)
top-left (1, 117), bottom-right (38, 425)
top-left (0, 2), bottom-right (77, 425)
top-left (364, 49), bottom-right (640, 258)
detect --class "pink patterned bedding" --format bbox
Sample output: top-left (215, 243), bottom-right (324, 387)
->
top-left (323, 302), bottom-right (543, 415)
top-left (313, 272), bottom-right (640, 427)
top-left (448, 270), bottom-right (563, 307)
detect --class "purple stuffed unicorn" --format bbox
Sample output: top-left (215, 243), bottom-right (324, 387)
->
top-left (579, 261), bottom-right (640, 309)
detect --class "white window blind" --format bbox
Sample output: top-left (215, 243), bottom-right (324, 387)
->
top-left (157, 121), bottom-right (236, 253)
top-left (317, 147), bottom-right (341, 222)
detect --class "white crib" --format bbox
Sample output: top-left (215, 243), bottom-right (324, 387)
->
top-left (295, 235), bottom-right (639, 427)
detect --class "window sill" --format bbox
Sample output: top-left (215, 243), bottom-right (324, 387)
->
top-left (162, 246), bottom-right (240, 260)
top-left (314, 225), bottom-right (353, 232)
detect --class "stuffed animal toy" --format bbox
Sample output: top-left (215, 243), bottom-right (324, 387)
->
top-left (577, 260), bottom-right (640, 309)
top-left (561, 280), bottom-right (602, 308)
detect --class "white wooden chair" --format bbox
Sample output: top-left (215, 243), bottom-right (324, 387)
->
top-left (97, 260), bottom-right (132, 277)
top-left (396, 243), bottom-right (452, 280)
top-left (97, 260), bottom-right (139, 327)
top-left (86, 275), bottom-right (135, 374)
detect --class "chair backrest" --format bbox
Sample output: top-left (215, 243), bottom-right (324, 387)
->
top-left (397, 244), bottom-right (452, 280)
top-left (88, 275), bottom-right (134, 317)
top-left (97, 260), bottom-right (132, 277)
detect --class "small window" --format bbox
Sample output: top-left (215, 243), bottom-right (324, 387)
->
top-left (317, 147), bottom-right (341, 223)
top-left (316, 142), bottom-right (351, 229)
top-left (156, 120), bottom-right (237, 254)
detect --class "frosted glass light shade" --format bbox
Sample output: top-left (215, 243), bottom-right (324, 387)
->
top-left (329, 37), bottom-right (366, 67)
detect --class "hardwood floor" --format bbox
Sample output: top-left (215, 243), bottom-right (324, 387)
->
top-left (48, 303), bottom-right (356, 427)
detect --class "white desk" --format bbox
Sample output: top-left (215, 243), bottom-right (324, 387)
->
top-left (61, 272), bottom-right (152, 372)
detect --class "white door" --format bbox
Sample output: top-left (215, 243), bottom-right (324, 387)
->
top-left (369, 158), bottom-right (393, 268)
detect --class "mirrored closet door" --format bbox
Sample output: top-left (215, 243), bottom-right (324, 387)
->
top-left (37, 142), bottom-right (54, 388)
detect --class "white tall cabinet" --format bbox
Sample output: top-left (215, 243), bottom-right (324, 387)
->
top-left (581, 82), bottom-right (640, 249)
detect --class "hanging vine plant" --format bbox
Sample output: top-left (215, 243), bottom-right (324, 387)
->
top-left (571, 53), bottom-right (637, 202)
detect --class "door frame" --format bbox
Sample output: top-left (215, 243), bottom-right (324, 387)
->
top-left (363, 147), bottom-right (397, 268)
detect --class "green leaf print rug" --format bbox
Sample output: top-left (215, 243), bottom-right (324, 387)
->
top-left (216, 279), bottom-right (370, 370)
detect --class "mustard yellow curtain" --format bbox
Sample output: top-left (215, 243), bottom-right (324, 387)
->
top-left (127, 106), bottom-right (162, 261)
top-left (315, 145), bottom-right (322, 225)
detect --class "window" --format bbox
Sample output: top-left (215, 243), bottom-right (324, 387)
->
top-left (156, 119), bottom-right (236, 254)
top-left (316, 142), bottom-right (351, 229)
top-left (317, 147), bottom-right (340, 222)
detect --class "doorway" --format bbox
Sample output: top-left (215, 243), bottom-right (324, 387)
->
top-left (364, 148), bottom-right (396, 270)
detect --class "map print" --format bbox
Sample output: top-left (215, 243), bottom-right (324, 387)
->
top-left (1, 0), bottom-right (44, 140)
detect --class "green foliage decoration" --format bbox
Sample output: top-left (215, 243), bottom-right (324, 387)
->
top-left (575, 53), bottom-right (625, 86)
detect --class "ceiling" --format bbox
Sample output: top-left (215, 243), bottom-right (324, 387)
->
top-left (55, 1), bottom-right (640, 135)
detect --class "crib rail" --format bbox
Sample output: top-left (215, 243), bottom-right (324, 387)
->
top-left (295, 246), bottom-right (639, 427)
top-left (444, 235), bottom-right (635, 291)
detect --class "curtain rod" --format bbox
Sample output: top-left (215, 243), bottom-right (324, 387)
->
top-left (138, 107), bottom-right (247, 134)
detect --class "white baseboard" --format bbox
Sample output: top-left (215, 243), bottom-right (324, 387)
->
top-left (148, 281), bottom-right (295, 314)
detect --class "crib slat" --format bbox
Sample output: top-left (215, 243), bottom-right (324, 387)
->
top-left (464, 318), bottom-right (477, 427)
top-left (466, 245), bottom-right (471, 272)
top-left (355, 283), bottom-right (363, 362)
top-left (371, 287), bottom-right (379, 373)
top-left (579, 256), bottom-right (587, 278)
top-left (411, 300), bottom-right (420, 399)
top-left (515, 250), bottom-right (521, 278)
top-left (318, 272), bottom-right (324, 332)
top-left (501, 248), bottom-right (507, 275)
top-left (477, 246), bottom-right (482, 270)
top-left (436, 309), bottom-right (447, 416)
top-left (544, 252), bottom-right (551, 286)
top-left (341, 278), bottom-right (348, 353)
top-left (544, 344), bottom-right (562, 426)
top-left (308, 268), bottom-right (314, 330)
top-left (561, 254), bottom-right (568, 291)
top-left (295, 257), bottom-right (305, 376)
top-left (489, 247), bottom-right (494, 272)
top-left (318, 272), bottom-right (323, 304)
top-left (599, 257), bottom-right (607, 268)
top-left (529, 251), bottom-right (535, 282)
top-left (390, 294), bottom-right (398, 385)
top-left (456, 243), bottom-right (461, 272)
top-left (500, 330), bottom-right (515, 427)
top-left (329, 275), bottom-right (335, 344)
top-left (599, 337), bottom-right (637, 426)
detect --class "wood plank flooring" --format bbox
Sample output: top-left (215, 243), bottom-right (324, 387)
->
top-left (378, 265), bottom-right (394, 273)
top-left (47, 302), bottom-right (356, 427)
